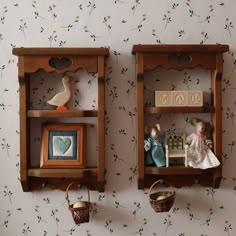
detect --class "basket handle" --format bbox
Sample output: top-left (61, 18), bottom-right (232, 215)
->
top-left (148, 179), bottom-right (174, 199)
top-left (65, 183), bottom-right (90, 207)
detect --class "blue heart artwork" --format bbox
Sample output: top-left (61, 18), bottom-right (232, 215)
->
top-left (54, 137), bottom-right (71, 154)
top-left (49, 130), bottom-right (77, 160)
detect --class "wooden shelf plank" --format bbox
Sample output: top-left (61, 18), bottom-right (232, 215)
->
top-left (27, 110), bottom-right (98, 118)
top-left (132, 44), bottom-right (229, 54)
top-left (28, 168), bottom-right (98, 178)
top-left (144, 106), bottom-right (214, 114)
top-left (145, 166), bottom-right (213, 175)
top-left (13, 47), bottom-right (109, 56)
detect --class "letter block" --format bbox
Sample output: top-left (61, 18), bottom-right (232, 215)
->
top-left (188, 91), bottom-right (203, 106)
top-left (155, 90), bottom-right (203, 107)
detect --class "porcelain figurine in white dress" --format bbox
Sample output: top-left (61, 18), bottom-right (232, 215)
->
top-left (186, 118), bottom-right (220, 169)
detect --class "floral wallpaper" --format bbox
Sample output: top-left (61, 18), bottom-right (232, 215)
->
top-left (0, 0), bottom-right (236, 235)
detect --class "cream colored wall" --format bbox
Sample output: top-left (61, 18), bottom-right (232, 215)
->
top-left (0, 1), bottom-right (235, 235)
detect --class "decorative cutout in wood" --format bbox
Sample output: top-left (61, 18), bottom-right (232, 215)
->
top-left (168, 54), bottom-right (192, 67)
top-left (49, 57), bottom-right (73, 70)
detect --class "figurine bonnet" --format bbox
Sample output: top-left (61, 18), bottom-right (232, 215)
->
top-left (144, 124), bottom-right (165, 167)
top-left (186, 118), bottom-right (220, 169)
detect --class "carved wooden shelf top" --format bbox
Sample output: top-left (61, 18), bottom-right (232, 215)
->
top-left (13, 47), bottom-right (109, 56)
top-left (13, 47), bottom-right (110, 75)
top-left (132, 44), bottom-right (229, 54)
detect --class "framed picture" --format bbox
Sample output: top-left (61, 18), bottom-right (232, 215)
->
top-left (40, 123), bottom-right (86, 168)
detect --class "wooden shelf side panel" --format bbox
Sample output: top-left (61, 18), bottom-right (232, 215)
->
top-left (97, 56), bottom-right (106, 192)
top-left (136, 53), bottom-right (145, 189)
top-left (19, 73), bottom-right (30, 191)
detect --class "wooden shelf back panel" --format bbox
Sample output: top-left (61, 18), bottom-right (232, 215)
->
top-left (27, 109), bottom-right (98, 118)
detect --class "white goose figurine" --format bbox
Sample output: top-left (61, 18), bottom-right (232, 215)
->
top-left (47, 76), bottom-right (72, 110)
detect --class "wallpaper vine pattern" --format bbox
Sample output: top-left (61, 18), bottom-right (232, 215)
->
top-left (0, 0), bottom-right (235, 235)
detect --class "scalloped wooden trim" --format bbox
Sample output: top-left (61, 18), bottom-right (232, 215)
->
top-left (22, 55), bottom-right (98, 74)
top-left (143, 53), bottom-right (216, 71)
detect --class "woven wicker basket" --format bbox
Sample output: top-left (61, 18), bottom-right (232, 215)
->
top-left (66, 183), bottom-right (90, 224)
top-left (148, 179), bottom-right (175, 213)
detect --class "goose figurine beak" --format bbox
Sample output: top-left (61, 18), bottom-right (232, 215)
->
top-left (67, 76), bottom-right (73, 82)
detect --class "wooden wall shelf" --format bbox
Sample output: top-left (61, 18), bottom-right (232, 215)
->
top-left (132, 44), bottom-right (229, 189)
top-left (13, 47), bottom-right (109, 192)
top-left (27, 110), bottom-right (98, 118)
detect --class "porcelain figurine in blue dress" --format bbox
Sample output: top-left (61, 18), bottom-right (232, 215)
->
top-left (144, 124), bottom-right (166, 167)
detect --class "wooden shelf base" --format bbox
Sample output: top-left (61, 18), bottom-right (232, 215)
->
top-left (25, 168), bottom-right (105, 192)
top-left (145, 166), bottom-right (213, 175)
top-left (28, 168), bottom-right (98, 178)
top-left (139, 166), bottom-right (221, 189)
